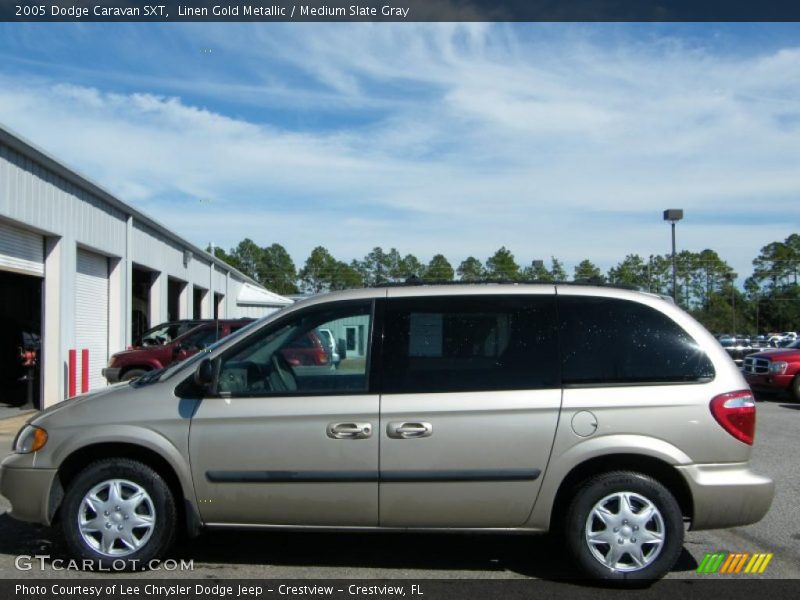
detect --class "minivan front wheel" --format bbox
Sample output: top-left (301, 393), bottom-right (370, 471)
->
top-left (564, 471), bottom-right (683, 583)
top-left (61, 459), bottom-right (177, 570)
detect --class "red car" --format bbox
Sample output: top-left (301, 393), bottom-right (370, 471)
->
top-left (743, 339), bottom-right (800, 401)
top-left (280, 331), bottom-right (331, 367)
top-left (103, 319), bottom-right (253, 383)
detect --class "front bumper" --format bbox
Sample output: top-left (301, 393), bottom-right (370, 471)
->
top-left (744, 372), bottom-right (793, 393)
top-left (677, 463), bottom-right (774, 530)
top-left (0, 459), bottom-right (59, 525)
top-left (101, 367), bottom-right (122, 383)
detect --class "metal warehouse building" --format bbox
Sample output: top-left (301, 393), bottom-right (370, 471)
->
top-left (0, 124), bottom-right (291, 410)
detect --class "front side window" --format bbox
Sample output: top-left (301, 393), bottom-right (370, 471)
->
top-left (381, 295), bottom-right (559, 394)
top-left (558, 296), bottom-right (715, 384)
top-left (217, 301), bottom-right (372, 396)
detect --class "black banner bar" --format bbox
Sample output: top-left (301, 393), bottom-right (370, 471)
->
top-left (3, 579), bottom-right (800, 600)
top-left (4, 0), bottom-right (800, 22)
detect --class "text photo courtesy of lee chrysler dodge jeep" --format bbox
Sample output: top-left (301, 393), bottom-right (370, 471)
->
top-left (0, 284), bottom-right (773, 584)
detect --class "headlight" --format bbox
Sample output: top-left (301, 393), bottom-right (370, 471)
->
top-left (13, 425), bottom-right (48, 454)
top-left (769, 361), bottom-right (788, 374)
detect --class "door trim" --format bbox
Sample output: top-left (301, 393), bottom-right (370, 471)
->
top-left (381, 468), bottom-right (541, 482)
top-left (206, 470), bottom-right (378, 483)
top-left (206, 468), bottom-right (541, 483)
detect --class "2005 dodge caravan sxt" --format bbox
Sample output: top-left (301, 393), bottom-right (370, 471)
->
top-left (0, 284), bottom-right (774, 583)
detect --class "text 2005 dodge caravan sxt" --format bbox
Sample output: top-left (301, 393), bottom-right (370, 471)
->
top-left (0, 284), bottom-right (774, 583)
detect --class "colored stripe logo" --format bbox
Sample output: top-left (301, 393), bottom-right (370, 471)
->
top-left (697, 552), bottom-right (773, 574)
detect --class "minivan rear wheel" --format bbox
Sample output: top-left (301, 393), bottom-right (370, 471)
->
top-left (60, 459), bottom-right (177, 570)
top-left (564, 471), bottom-right (683, 583)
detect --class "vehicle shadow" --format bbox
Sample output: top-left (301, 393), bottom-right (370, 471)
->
top-left (169, 528), bottom-right (699, 582)
top-left (778, 404), bottom-right (800, 411)
top-left (0, 515), bottom-right (698, 582)
top-left (0, 514), bottom-right (59, 559)
top-left (176, 529), bottom-right (572, 578)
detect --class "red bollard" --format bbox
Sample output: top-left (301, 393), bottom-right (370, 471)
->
top-left (81, 349), bottom-right (89, 393)
top-left (68, 349), bottom-right (77, 398)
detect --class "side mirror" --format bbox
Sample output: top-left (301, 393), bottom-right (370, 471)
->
top-left (194, 358), bottom-right (215, 387)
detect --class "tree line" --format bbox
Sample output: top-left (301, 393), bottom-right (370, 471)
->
top-left (209, 233), bottom-right (800, 334)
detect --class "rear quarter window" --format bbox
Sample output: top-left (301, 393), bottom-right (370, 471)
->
top-left (558, 296), bottom-right (715, 385)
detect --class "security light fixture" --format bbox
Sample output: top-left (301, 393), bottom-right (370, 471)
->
top-left (663, 209), bottom-right (684, 301)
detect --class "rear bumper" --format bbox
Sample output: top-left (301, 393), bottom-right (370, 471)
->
top-left (0, 459), bottom-right (59, 525)
top-left (102, 367), bottom-right (122, 383)
top-left (677, 463), bottom-right (774, 530)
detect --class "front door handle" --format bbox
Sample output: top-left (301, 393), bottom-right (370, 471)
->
top-left (327, 422), bottom-right (372, 440)
top-left (387, 421), bottom-right (433, 439)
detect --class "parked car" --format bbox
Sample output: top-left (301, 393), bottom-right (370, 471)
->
top-left (134, 320), bottom-right (204, 348)
top-left (1, 284), bottom-right (773, 584)
top-left (102, 319), bottom-right (254, 382)
top-left (279, 330), bottom-right (331, 367)
top-left (766, 332), bottom-right (797, 347)
top-left (750, 335), bottom-right (770, 351)
top-left (744, 339), bottom-right (800, 401)
top-left (316, 327), bottom-right (341, 366)
top-left (717, 336), bottom-right (754, 366)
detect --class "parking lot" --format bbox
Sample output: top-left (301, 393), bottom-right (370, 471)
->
top-left (0, 397), bottom-right (797, 582)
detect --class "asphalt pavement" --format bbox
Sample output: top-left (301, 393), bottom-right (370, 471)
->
top-left (0, 398), bottom-right (796, 582)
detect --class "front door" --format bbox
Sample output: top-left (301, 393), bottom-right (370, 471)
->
top-left (378, 291), bottom-right (562, 527)
top-left (189, 299), bottom-right (378, 526)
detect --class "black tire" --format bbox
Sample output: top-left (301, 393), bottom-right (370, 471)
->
top-left (564, 471), bottom-right (684, 584)
top-left (121, 369), bottom-right (148, 382)
top-left (60, 459), bottom-right (177, 570)
top-left (791, 376), bottom-right (800, 403)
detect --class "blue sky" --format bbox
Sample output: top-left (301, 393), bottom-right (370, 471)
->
top-left (0, 22), bottom-right (799, 280)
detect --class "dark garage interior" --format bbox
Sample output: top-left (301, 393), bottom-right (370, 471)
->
top-left (168, 277), bottom-right (184, 322)
top-left (131, 266), bottom-right (152, 345)
top-left (193, 286), bottom-right (205, 319)
top-left (0, 270), bottom-right (42, 408)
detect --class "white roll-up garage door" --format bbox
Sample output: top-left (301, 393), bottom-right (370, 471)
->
top-left (75, 248), bottom-right (109, 391)
top-left (0, 220), bottom-right (44, 276)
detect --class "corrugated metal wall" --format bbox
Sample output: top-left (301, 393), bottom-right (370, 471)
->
top-left (0, 143), bottom-right (127, 257)
top-left (237, 305), bottom-right (281, 319)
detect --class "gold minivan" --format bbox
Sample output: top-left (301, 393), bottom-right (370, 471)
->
top-left (0, 284), bottom-right (774, 583)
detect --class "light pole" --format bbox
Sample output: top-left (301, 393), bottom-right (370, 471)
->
top-left (663, 209), bottom-right (684, 302)
top-left (725, 271), bottom-right (737, 334)
top-left (755, 290), bottom-right (760, 334)
top-left (531, 259), bottom-right (544, 281)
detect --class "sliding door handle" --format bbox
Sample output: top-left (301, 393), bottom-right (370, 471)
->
top-left (387, 421), bottom-right (433, 439)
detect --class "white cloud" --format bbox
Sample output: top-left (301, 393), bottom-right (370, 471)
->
top-left (0, 23), bottom-right (798, 281)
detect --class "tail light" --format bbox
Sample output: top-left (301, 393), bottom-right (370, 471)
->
top-left (710, 390), bottom-right (756, 445)
top-left (314, 349), bottom-right (329, 366)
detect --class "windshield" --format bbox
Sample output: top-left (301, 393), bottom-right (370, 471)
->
top-left (154, 318), bottom-right (265, 382)
top-left (140, 324), bottom-right (178, 346)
